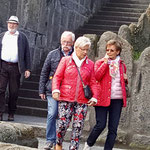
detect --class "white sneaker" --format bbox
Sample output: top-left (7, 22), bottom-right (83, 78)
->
top-left (83, 142), bottom-right (91, 150)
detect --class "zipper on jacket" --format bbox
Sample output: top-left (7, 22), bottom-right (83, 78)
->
top-left (74, 66), bottom-right (81, 102)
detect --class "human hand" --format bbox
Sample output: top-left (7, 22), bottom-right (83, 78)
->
top-left (104, 54), bottom-right (109, 64)
top-left (123, 73), bottom-right (128, 80)
top-left (52, 92), bottom-right (60, 101)
top-left (87, 100), bottom-right (96, 106)
top-left (24, 70), bottom-right (31, 78)
top-left (39, 94), bottom-right (46, 100)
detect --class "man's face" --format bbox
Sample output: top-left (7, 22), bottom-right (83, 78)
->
top-left (61, 35), bottom-right (74, 52)
top-left (7, 22), bottom-right (18, 34)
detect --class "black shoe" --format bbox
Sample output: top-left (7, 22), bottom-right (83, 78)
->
top-left (0, 113), bottom-right (3, 121)
top-left (8, 114), bottom-right (14, 121)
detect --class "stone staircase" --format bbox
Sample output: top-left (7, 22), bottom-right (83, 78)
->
top-left (16, 0), bottom-right (149, 117)
top-left (17, 74), bottom-right (47, 117)
top-left (75, 0), bottom-right (149, 36)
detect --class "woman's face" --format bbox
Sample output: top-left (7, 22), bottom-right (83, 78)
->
top-left (75, 44), bottom-right (90, 60)
top-left (106, 45), bottom-right (120, 60)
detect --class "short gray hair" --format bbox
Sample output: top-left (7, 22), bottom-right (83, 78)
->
top-left (74, 36), bottom-right (91, 48)
top-left (61, 31), bottom-right (75, 42)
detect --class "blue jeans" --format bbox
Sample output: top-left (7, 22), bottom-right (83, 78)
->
top-left (87, 99), bottom-right (123, 150)
top-left (46, 96), bottom-right (58, 144)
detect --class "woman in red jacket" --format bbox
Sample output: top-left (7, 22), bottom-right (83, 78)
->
top-left (83, 39), bottom-right (128, 150)
top-left (52, 36), bottom-right (98, 150)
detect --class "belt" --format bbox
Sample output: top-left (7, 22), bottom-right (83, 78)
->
top-left (1, 60), bottom-right (18, 65)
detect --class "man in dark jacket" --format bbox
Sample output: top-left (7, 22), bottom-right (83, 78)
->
top-left (39, 31), bottom-right (75, 150)
top-left (0, 16), bottom-right (31, 121)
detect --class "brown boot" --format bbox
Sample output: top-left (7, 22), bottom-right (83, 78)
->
top-left (8, 114), bottom-right (14, 121)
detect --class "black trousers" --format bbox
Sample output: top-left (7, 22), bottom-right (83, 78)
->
top-left (0, 61), bottom-right (21, 114)
top-left (87, 99), bottom-right (123, 150)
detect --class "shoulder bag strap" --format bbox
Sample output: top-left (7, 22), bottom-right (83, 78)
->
top-left (74, 64), bottom-right (85, 88)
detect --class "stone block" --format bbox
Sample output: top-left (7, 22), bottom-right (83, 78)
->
top-left (0, 122), bottom-right (38, 148)
top-left (0, 142), bottom-right (37, 150)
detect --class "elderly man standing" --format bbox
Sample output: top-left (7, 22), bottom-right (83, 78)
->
top-left (39, 31), bottom-right (75, 150)
top-left (0, 16), bottom-right (31, 121)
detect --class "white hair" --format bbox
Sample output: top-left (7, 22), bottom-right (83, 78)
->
top-left (61, 31), bottom-right (75, 42)
top-left (74, 36), bottom-right (91, 48)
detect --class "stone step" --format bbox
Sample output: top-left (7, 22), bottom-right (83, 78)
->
top-left (83, 24), bottom-right (119, 31)
top-left (110, 0), bottom-right (150, 4)
top-left (92, 15), bottom-right (138, 22)
top-left (102, 6), bottom-right (146, 13)
top-left (107, 2), bottom-right (149, 9)
top-left (76, 28), bottom-right (117, 35)
top-left (25, 74), bottom-right (40, 82)
top-left (16, 105), bottom-right (47, 117)
top-left (21, 81), bottom-right (39, 90)
top-left (18, 97), bottom-right (47, 109)
top-left (97, 11), bottom-right (142, 18)
top-left (88, 20), bottom-right (132, 26)
top-left (19, 88), bottom-right (39, 99)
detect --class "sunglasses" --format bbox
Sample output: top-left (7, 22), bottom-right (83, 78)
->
top-left (106, 49), bottom-right (116, 52)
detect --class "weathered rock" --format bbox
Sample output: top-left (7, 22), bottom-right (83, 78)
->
top-left (83, 34), bottom-right (99, 62)
top-left (0, 122), bottom-right (38, 148)
top-left (118, 25), bottom-right (131, 43)
top-left (0, 142), bottom-right (37, 150)
top-left (118, 5), bottom-right (150, 52)
top-left (130, 47), bottom-right (150, 135)
top-left (129, 134), bottom-right (150, 150)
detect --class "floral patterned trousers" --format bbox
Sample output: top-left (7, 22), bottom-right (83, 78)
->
top-left (56, 101), bottom-right (88, 150)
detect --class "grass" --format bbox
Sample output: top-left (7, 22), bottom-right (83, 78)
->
top-left (133, 51), bottom-right (142, 60)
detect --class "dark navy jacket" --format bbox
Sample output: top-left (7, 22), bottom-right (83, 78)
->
top-left (39, 47), bottom-right (73, 96)
top-left (0, 31), bottom-right (31, 73)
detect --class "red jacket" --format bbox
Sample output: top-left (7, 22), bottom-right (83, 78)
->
top-left (52, 56), bottom-right (98, 104)
top-left (95, 58), bottom-right (127, 107)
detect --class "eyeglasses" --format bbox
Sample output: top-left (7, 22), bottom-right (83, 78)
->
top-left (79, 47), bottom-right (89, 52)
top-left (61, 41), bottom-right (72, 45)
top-left (106, 49), bottom-right (116, 53)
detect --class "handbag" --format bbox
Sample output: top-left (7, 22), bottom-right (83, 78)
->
top-left (122, 64), bottom-right (130, 97)
top-left (75, 64), bottom-right (92, 99)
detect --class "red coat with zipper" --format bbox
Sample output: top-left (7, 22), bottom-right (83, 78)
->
top-left (52, 56), bottom-right (98, 104)
top-left (95, 58), bottom-right (127, 107)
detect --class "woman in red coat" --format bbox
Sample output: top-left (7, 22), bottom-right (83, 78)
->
top-left (52, 36), bottom-right (98, 150)
top-left (83, 39), bottom-right (128, 150)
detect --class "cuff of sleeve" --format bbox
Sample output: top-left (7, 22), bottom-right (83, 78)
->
top-left (90, 97), bottom-right (97, 104)
top-left (52, 89), bottom-right (60, 94)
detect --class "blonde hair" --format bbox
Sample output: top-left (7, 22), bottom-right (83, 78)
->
top-left (106, 39), bottom-right (122, 55)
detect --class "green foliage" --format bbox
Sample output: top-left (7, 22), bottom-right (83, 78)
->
top-left (133, 51), bottom-right (142, 60)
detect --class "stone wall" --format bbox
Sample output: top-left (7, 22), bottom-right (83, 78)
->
top-left (0, 0), bottom-right (109, 73)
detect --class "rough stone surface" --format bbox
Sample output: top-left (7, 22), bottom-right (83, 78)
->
top-left (83, 34), bottom-right (99, 62)
top-left (0, 0), bottom-right (109, 73)
top-left (118, 5), bottom-right (150, 52)
top-left (130, 134), bottom-right (150, 150)
top-left (0, 142), bottom-right (37, 150)
top-left (130, 47), bottom-right (150, 135)
top-left (0, 122), bottom-right (38, 148)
